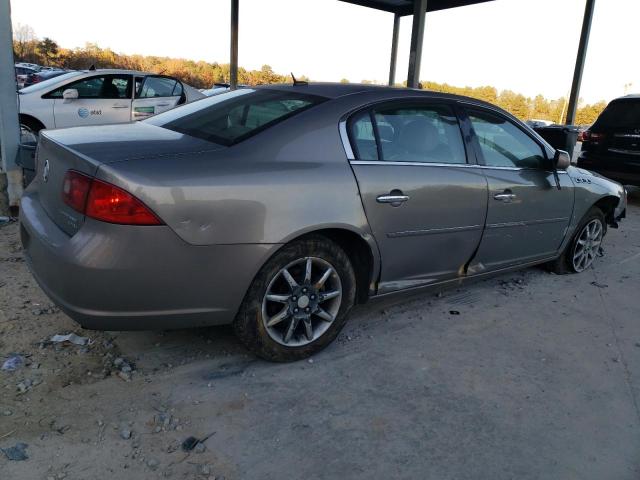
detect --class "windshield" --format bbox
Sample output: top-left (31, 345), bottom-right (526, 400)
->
top-left (19, 71), bottom-right (83, 94)
top-left (146, 88), bottom-right (326, 146)
top-left (593, 99), bottom-right (640, 130)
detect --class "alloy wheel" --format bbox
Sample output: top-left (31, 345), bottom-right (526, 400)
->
top-left (261, 257), bottom-right (342, 347)
top-left (572, 219), bottom-right (604, 272)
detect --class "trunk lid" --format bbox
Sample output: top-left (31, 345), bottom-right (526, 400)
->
top-left (35, 122), bottom-right (224, 236)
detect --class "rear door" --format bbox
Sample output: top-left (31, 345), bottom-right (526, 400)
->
top-left (131, 75), bottom-right (184, 120)
top-left (347, 101), bottom-right (488, 293)
top-left (464, 107), bottom-right (573, 271)
top-left (51, 74), bottom-right (133, 128)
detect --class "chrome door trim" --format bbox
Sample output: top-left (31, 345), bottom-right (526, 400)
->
top-left (350, 160), bottom-right (477, 168)
top-left (388, 224), bottom-right (483, 238)
top-left (485, 217), bottom-right (570, 229)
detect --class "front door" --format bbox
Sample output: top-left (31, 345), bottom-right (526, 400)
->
top-left (464, 108), bottom-right (573, 271)
top-left (132, 75), bottom-right (184, 121)
top-left (348, 102), bottom-right (488, 293)
top-left (53, 74), bottom-right (132, 128)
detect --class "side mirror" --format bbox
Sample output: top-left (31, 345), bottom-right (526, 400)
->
top-left (62, 88), bottom-right (78, 100)
top-left (554, 150), bottom-right (571, 170)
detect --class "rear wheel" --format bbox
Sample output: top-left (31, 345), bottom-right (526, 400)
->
top-left (549, 207), bottom-right (606, 274)
top-left (233, 235), bottom-right (356, 362)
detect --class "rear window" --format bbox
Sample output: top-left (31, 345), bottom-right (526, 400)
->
top-left (148, 88), bottom-right (326, 146)
top-left (593, 100), bottom-right (640, 130)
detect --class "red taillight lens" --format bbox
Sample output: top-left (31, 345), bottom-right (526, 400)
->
top-left (62, 170), bottom-right (91, 213)
top-left (62, 170), bottom-right (162, 225)
top-left (581, 130), bottom-right (605, 144)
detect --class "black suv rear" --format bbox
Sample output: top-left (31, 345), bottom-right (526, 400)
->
top-left (577, 95), bottom-right (640, 186)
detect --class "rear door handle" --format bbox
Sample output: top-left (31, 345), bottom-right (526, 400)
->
top-left (156, 102), bottom-right (171, 107)
top-left (112, 104), bottom-right (129, 109)
top-left (493, 190), bottom-right (517, 202)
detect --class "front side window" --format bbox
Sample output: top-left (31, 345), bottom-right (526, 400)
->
top-left (149, 88), bottom-right (326, 146)
top-left (468, 110), bottom-right (547, 169)
top-left (137, 76), bottom-right (180, 98)
top-left (349, 104), bottom-right (466, 164)
top-left (47, 75), bottom-right (131, 99)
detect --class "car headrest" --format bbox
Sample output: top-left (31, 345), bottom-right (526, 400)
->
top-left (398, 118), bottom-right (439, 154)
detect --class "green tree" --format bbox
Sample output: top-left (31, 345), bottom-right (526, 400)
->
top-left (37, 37), bottom-right (59, 65)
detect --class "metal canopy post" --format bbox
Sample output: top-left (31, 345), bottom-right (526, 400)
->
top-left (230, 0), bottom-right (239, 90)
top-left (0, 0), bottom-right (22, 214)
top-left (566, 0), bottom-right (595, 125)
top-left (388, 13), bottom-right (400, 86)
top-left (407, 0), bottom-right (427, 88)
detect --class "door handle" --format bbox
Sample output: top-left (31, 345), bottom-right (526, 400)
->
top-left (493, 190), bottom-right (517, 202)
top-left (377, 193), bottom-right (409, 205)
top-left (112, 105), bottom-right (129, 109)
top-left (156, 103), bottom-right (171, 107)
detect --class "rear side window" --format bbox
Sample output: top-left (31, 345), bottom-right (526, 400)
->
top-left (152, 89), bottom-right (326, 146)
top-left (593, 100), bottom-right (640, 130)
top-left (349, 103), bottom-right (467, 164)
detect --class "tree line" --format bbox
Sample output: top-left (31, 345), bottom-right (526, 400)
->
top-left (13, 24), bottom-right (606, 125)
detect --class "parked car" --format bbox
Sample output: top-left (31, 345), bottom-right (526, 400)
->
top-left (577, 94), bottom-right (640, 186)
top-left (20, 84), bottom-right (626, 361)
top-left (18, 69), bottom-right (206, 140)
top-left (15, 65), bottom-right (39, 89)
top-left (23, 68), bottom-right (70, 88)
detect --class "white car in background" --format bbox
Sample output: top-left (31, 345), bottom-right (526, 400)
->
top-left (18, 69), bottom-right (205, 139)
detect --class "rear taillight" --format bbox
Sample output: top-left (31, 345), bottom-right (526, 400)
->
top-left (62, 170), bottom-right (162, 225)
top-left (581, 130), bottom-right (606, 144)
top-left (62, 170), bottom-right (91, 212)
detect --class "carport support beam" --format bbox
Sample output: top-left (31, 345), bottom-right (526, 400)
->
top-left (0, 0), bottom-right (23, 215)
top-left (566, 0), bottom-right (595, 125)
top-left (388, 13), bottom-right (400, 86)
top-left (407, 0), bottom-right (427, 89)
top-left (230, 0), bottom-right (239, 90)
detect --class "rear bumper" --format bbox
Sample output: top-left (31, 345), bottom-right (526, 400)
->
top-left (577, 152), bottom-right (640, 186)
top-left (20, 190), bottom-right (278, 330)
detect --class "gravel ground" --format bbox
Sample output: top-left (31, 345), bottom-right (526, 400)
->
top-left (1, 187), bottom-right (639, 480)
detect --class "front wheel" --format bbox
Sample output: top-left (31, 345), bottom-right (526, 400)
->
top-left (549, 207), bottom-right (606, 274)
top-left (233, 235), bottom-right (356, 362)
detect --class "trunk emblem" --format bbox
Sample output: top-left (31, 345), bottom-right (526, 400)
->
top-left (42, 160), bottom-right (50, 183)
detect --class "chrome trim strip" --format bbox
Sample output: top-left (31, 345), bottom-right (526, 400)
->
top-left (349, 160), bottom-right (567, 173)
top-left (350, 160), bottom-right (477, 168)
top-left (614, 133), bottom-right (640, 139)
top-left (486, 217), bottom-right (569, 229)
top-left (387, 224), bottom-right (483, 238)
top-left (338, 120), bottom-right (355, 160)
top-left (608, 148), bottom-right (640, 156)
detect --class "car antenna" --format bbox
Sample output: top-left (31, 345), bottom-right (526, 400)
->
top-left (291, 72), bottom-right (308, 86)
top-left (88, 64), bottom-right (96, 71)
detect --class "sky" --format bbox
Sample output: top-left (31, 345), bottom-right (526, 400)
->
top-left (9, 0), bottom-right (640, 104)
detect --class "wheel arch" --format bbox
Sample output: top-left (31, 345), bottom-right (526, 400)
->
top-left (594, 195), bottom-right (620, 227)
top-left (19, 113), bottom-right (46, 132)
top-left (276, 225), bottom-right (380, 304)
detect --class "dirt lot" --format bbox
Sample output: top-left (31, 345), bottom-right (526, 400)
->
top-left (1, 188), bottom-right (639, 480)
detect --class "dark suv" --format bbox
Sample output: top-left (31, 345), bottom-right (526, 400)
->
top-left (577, 95), bottom-right (640, 186)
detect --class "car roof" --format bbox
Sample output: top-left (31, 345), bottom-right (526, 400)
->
top-left (256, 82), bottom-right (502, 110)
top-left (72, 68), bottom-right (155, 76)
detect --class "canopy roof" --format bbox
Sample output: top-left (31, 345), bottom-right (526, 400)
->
top-left (338, 0), bottom-right (494, 16)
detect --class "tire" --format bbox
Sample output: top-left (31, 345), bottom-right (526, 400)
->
top-left (20, 116), bottom-right (44, 144)
top-left (549, 206), bottom-right (606, 274)
top-left (233, 235), bottom-right (356, 362)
